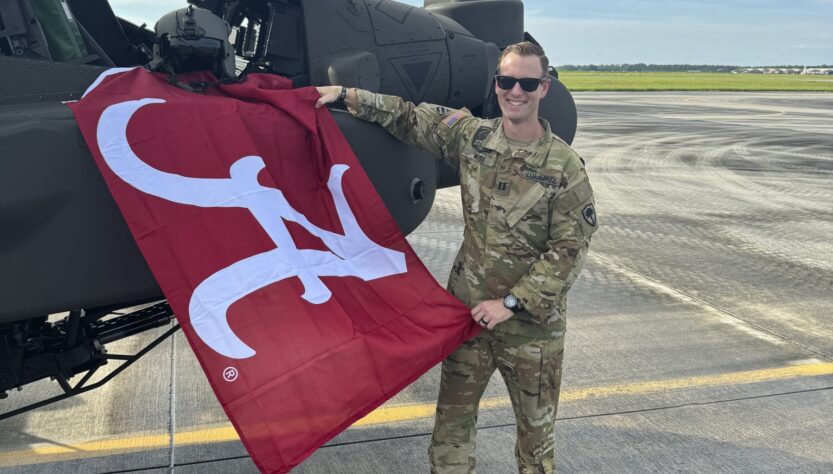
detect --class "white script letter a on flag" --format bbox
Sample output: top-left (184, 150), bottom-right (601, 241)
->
top-left (96, 98), bottom-right (407, 359)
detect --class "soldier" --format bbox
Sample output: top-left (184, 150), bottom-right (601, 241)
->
top-left (316, 42), bottom-right (596, 473)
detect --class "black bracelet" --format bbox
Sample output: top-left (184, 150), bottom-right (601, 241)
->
top-left (336, 86), bottom-right (348, 104)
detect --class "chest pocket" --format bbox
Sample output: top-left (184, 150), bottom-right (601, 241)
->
top-left (505, 182), bottom-right (547, 227)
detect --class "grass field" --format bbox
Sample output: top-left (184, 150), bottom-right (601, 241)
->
top-left (557, 72), bottom-right (833, 92)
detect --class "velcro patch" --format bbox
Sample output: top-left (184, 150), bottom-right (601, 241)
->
top-left (442, 110), bottom-right (467, 127)
top-left (556, 180), bottom-right (593, 213)
top-left (495, 180), bottom-right (510, 196)
top-left (582, 204), bottom-right (597, 227)
top-left (521, 169), bottom-right (559, 187)
top-left (472, 126), bottom-right (492, 150)
top-left (465, 152), bottom-right (494, 166)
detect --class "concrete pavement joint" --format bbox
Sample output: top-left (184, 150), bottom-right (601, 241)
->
top-left (100, 455), bottom-right (252, 474)
top-left (168, 332), bottom-right (177, 472)
top-left (556, 384), bottom-right (833, 421)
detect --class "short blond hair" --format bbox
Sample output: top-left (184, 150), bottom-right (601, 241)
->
top-left (498, 42), bottom-right (549, 77)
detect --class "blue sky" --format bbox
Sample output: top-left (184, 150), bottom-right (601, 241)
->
top-left (111, 0), bottom-right (833, 66)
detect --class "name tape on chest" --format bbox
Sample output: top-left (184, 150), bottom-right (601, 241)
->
top-left (465, 152), bottom-right (494, 166)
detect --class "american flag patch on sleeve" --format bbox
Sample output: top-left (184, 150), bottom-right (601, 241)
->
top-left (442, 110), bottom-right (467, 127)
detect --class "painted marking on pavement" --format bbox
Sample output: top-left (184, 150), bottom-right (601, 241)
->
top-left (590, 254), bottom-right (790, 346)
top-left (2, 362), bottom-right (832, 467)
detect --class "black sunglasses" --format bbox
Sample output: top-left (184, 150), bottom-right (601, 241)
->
top-left (494, 75), bottom-right (545, 92)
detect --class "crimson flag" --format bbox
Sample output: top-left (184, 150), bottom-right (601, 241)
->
top-left (68, 68), bottom-right (478, 473)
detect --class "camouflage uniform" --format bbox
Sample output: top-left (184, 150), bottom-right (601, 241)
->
top-left (349, 90), bottom-right (597, 473)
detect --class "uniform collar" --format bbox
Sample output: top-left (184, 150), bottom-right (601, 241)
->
top-left (483, 118), bottom-right (553, 168)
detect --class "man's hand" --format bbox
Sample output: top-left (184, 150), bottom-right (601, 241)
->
top-left (471, 299), bottom-right (513, 330)
top-left (314, 86), bottom-right (341, 108)
top-left (314, 86), bottom-right (358, 109)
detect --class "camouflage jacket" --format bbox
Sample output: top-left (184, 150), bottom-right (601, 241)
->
top-left (350, 90), bottom-right (597, 337)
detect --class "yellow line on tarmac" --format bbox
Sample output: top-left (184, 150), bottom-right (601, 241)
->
top-left (2, 362), bottom-right (831, 467)
top-left (561, 361), bottom-right (833, 401)
top-left (357, 362), bottom-right (833, 423)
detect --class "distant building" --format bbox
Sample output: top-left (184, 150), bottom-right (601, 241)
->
top-left (734, 67), bottom-right (833, 75)
top-left (802, 68), bottom-right (833, 75)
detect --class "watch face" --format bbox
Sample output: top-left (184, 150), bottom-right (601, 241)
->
top-left (504, 294), bottom-right (518, 309)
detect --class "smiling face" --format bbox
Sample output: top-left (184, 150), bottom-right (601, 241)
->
top-left (495, 52), bottom-right (550, 126)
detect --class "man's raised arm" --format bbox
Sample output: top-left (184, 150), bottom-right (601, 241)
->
top-left (315, 86), bottom-right (475, 169)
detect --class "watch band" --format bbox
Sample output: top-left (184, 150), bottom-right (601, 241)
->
top-left (336, 86), bottom-right (348, 104)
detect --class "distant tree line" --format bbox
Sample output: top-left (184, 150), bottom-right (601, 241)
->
top-left (556, 64), bottom-right (833, 72)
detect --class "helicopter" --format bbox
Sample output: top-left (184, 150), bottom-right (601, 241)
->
top-left (0, 0), bottom-right (577, 417)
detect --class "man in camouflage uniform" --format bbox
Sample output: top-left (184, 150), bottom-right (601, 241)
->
top-left (316, 42), bottom-right (596, 473)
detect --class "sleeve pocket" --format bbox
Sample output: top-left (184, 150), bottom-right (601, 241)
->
top-left (505, 183), bottom-right (547, 227)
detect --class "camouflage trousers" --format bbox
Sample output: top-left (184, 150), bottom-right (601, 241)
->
top-left (428, 329), bottom-right (565, 474)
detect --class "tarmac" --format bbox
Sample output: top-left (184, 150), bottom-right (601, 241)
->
top-left (1, 91), bottom-right (832, 473)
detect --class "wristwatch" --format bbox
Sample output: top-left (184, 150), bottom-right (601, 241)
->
top-left (503, 293), bottom-right (523, 313)
top-left (335, 86), bottom-right (348, 104)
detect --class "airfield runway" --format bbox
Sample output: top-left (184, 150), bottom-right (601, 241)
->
top-left (1, 92), bottom-right (832, 473)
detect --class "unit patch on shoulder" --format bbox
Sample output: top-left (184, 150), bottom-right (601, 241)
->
top-left (582, 204), bottom-right (597, 227)
top-left (442, 110), bottom-right (467, 127)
